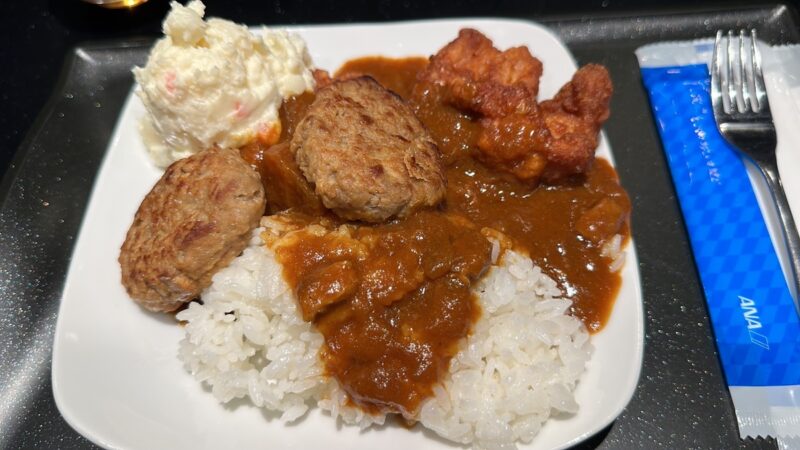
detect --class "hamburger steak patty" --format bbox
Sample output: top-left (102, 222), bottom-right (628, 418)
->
top-left (119, 147), bottom-right (266, 312)
top-left (291, 76), bottom-right (446, 222)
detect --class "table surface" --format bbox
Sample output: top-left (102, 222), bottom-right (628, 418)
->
top-left (2, 1), bottom-right (800, 449)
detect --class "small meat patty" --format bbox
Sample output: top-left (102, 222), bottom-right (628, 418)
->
top-left (119, 147), bottom-right (265, 312)
top-left (291, 76), bottom-right (446, 222)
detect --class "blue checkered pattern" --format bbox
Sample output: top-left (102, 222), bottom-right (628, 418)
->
top-left (642, 64), bottom-right (800, 386)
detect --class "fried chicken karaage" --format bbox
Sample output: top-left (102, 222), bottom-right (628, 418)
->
top-left (416, 28), bottom-right (612, 184)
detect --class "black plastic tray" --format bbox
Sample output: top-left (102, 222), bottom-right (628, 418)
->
top-left (1, 4), bottom-right (797, 449)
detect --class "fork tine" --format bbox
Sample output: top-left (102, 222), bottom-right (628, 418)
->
top-left (711, 30), bottom-right (724, 111)
top-left (751, 29), bottom-right (768, 112)
top-left (727, 30), bottom-right (742, 113)
top-left (739, 29), bottom-right (751, 112)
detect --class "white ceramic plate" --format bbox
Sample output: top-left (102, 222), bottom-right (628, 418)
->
top-left (52, 18), bottom-right (644, 450)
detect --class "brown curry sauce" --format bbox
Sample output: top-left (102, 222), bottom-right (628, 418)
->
top-left (273, 211), bottom-right (491, 416)
top-left (240, 56), bottom-right (631, 416)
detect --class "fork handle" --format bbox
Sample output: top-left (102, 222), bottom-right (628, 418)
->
top-left (759, 156), bottom-right (800, 305)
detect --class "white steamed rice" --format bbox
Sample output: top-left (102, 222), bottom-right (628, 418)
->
top-left (177, 228), bottom-right (593, 449)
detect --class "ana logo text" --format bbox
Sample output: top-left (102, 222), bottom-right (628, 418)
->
top-left (738, 295), bottom-right (770, 350)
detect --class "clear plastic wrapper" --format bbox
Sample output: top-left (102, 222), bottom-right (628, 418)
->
top-left (636, 40), bottom-right (800, 443)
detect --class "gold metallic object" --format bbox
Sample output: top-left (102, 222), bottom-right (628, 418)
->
top-left (80, 0), bottom-right (149, 9)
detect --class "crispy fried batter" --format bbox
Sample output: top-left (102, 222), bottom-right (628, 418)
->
top-left (542, 63), bottom-right (612, 126)
top-left (538, 64), bottom-right (613, 181)
top-left (420, 28), bottom-right (543, 114)
top-left (417, 29), bottom-right (612, 184)
top-left (476, 65), bottom-right (612, 183)
top-left (475, 113), bottom-right (550, 181)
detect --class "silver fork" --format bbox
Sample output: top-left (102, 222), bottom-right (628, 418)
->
top-left (711, 29), bottom-right (800, 303)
